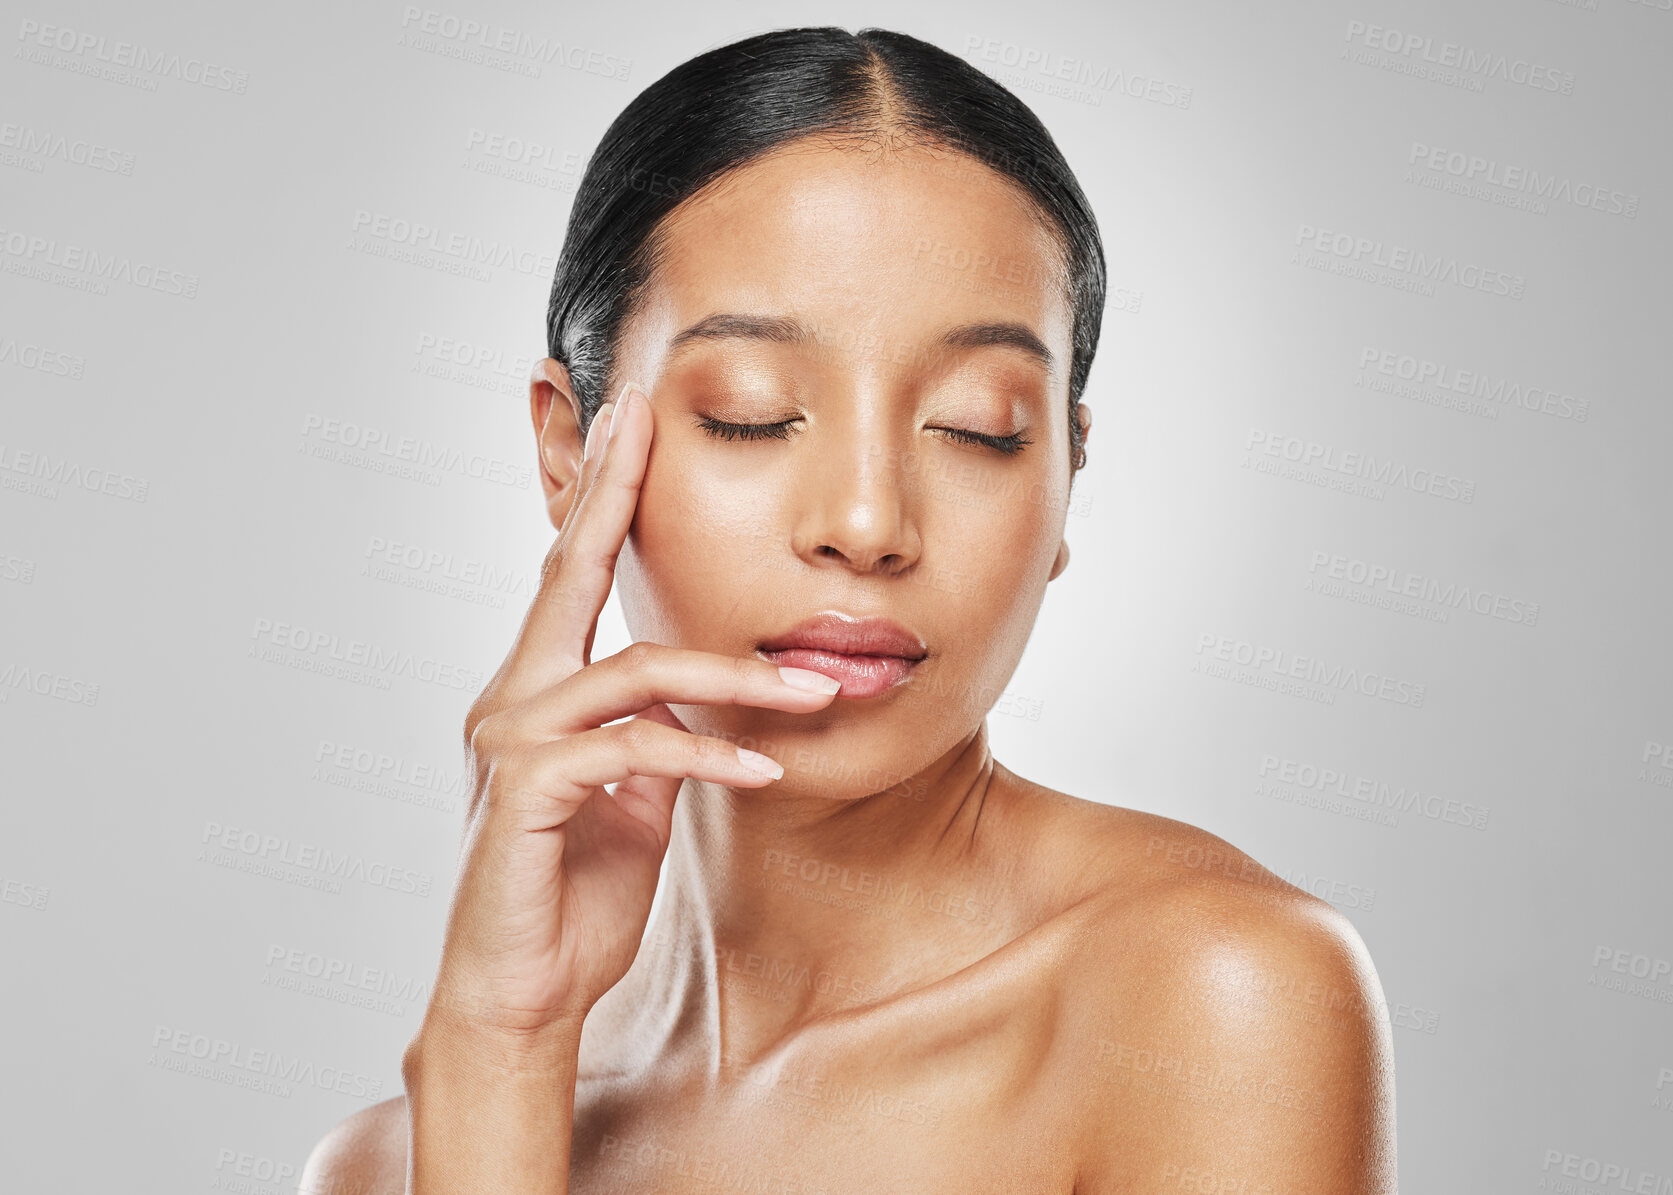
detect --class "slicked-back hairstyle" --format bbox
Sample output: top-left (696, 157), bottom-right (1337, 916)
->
top-left (547, 25), bottom-right (1107, 476)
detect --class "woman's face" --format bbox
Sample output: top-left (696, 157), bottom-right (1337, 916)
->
top-left (606, 137), bottom-right (1081, 799)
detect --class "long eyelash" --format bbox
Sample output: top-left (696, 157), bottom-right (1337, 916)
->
top-left (696, 417), bottom-right (798, 442)
top-left (936, 427), bottom-right (1033, 456)
top-left (696, 417), bottom-right (1030, 455)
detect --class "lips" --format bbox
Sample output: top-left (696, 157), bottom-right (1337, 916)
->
top-left (756, 612), bottom-right (927, 699)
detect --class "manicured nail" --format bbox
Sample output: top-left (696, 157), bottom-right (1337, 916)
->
top-left (735, 747), bottom-right (783, 778)
top-left (778, 666), bottom-right (841, 694)
top-left (608, 385), bottom-right (643, 443)
top-left (585, 402), bottom-right (614, 461)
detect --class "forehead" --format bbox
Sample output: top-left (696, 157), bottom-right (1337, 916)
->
top-left (625, 138), bottom-right (1072, 379)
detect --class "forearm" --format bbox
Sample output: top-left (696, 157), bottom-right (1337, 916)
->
top-left (403, 1013), bottom-right (585, 1194)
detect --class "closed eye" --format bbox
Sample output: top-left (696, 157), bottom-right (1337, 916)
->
top-left (695, 416), bottom-right (1031, 455)
top-left (931, 426), bottom-right (1033, 455)
top-left (695, 416), bottom-right (800, 442)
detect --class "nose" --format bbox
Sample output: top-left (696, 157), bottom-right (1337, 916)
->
top-left (790, 417), bottom-right (923, 578)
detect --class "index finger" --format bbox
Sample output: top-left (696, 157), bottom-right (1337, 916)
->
top-left (505, 380), bottom-right (652, 695)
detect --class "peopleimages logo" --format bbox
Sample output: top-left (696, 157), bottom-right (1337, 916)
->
top-left (149, 1025), bottom-right (382, 1099)
top-left (0, 336), bottom-right (85, 379)
top-left (0, 226), bottom-right (199, 297)
top-left (0, 121), bottom-right (135, 174)
top-left (0, 441), bottom-right (150, 501)
top-left (249, 615), bottom-right (485, 692)
top-left (363, 535), bottom-right (531, 598)
top-left (962, 35), bottom-right (1193, 108)
top-left (0, 660), bottom-right (99, 705)
top-left (350, 210), bottom-right (557, 278)
top-left (462, 128), bottom-right (584, 176)
top-left (1196, 634), bottom-right (1427, 707)
top-left (1246, 429), bottom-right (1476, 503)
top-left (1343, 21), bottom-right (1576, 94)
top-left (1642, 741), bottom-right (1673, 790)
top-left (1258, 755), bottom-right (1491, 830)
top-left (1306, 551), bottom-right (1540, 627)
top-left (761, 849), bottom-right (992, 924)
top-left (1408, 142), bottom-right (1638, 218)
top-left (212, 1149), bottom-right (297, 1191)
top-left (414, 331), bottom-right (538, 381)
top-left (311, 737), bottom-right (469, 814)
top-left (1358, 346), bottom-right (1589, 422)
top-left (14, 19), bottom-right (252, 93)
top-left (397, 8), bottom-right (632, 81)
top-left (263, 943), bottom-right (429, 1013)
top-left (298, 413), bottom-right (532, 490)
top-left (199, 820), bottom-right (433, 897)
top-left (1539, 1149), bottom-right (1671, 1194)
top-left (1294, 223), bottom-right (1526, 299)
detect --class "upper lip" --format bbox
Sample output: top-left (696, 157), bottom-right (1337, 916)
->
top-left (757, 612), bottom-right (928, 660)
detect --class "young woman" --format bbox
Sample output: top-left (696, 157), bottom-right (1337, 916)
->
top-left (302, 26), bottom-right (1396, 1194)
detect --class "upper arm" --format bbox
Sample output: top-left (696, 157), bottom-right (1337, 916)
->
top-left (1072, 888), bottom-right (1397, 1194)
top-left (298, 1096), bottom-right (409, 1195)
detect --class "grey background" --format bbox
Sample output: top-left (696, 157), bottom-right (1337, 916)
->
top-left (1, 0), bottom-right (1669, 1191)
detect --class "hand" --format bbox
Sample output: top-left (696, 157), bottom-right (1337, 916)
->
top-left (422, 381), bottom-right (842, 1038)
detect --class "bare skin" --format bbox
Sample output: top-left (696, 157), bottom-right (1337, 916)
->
top-left (300, 138), bottom-right (1396, 1194)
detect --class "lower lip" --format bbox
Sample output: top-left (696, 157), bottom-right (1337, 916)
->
top-left (757, 648), bottom-right (921, 699)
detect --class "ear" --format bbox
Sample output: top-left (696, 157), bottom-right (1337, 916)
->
top-left (1049, 403), bottom-right (1091, 583)
top-left (1048, 539), bottom-right (1070, 582)
top-left (530, 358), bottom-right (586, 530)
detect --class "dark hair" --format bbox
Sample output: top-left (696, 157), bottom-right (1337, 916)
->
top-left (547, 26), bottom-right (1106, 476)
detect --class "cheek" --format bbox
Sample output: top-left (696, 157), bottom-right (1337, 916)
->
top-left (619, 453), bottom-right (781, 649)
top-left (914, 488), bottom-right (1059, 707)
top-left (929, 481), bottom-right (1061, 608)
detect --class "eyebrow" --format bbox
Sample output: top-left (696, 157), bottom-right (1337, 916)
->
top-left (665, 312), bottom-right (1056, 373)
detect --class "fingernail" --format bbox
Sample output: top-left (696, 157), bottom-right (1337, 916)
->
top-left (735, 747), bottom-right (783, 779)
top-left (584, 402), bottom-right (614, 461)
top-left (778, 666), bottom-right (841, 694)
top-left (608, 385), bottom-right (643, 443)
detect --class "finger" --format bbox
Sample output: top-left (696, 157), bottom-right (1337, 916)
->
top-left (564, 402), bottom-right (618, 666)
top-left (633, 701), bottom-right (687, 733)
top-left (553, 383), bottom-right (652, 666)
top-left (602, 703), bottom-right (688, 825)
top-left (501, 642), bottom-right (840, 740)
top-left (488, 720), bottom-right (783, 826)
top-left (556, 393), bottom-right (618, 541)
top-left (505, 381), bottom-right (647, 694)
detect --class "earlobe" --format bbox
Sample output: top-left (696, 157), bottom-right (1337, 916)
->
top-left (1048, 539), bottom-right (1070, 582)
top-left (530, 358), bottom-right (585, 529)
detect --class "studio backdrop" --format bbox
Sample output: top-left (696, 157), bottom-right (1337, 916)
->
top-left (1, 1), bottom-right (1668, 1192)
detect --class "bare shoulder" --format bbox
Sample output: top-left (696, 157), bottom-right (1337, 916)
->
top-left (995, 765), bottom-right (1380, 982)
top-left (1062, 795), bottom-right (1390, 1045)
top-left (299, 1094), bottom-right (409, 1195)
top-left (994, 769), bottom-right (1398, 1191)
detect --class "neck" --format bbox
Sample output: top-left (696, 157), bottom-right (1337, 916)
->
top-left (626, 720), bottom-right (1006, 1074)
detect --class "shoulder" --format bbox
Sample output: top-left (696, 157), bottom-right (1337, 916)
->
top-left (996, 776), bottom-right (1397, 1191)
top-left (299, 1095), bottom-right (409, 1195)
top-left (995, 770), bottom-right (1377, 986)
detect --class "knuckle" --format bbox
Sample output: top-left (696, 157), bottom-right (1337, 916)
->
top-left (613, 718), bottom-right (655, 755)
top-left (694, 734), bottom-right (735, 771)
top-left (467, 709), bottom-right (510, 760)
top-left (618, 640), bottom-right (660, 676)
top-left (538, 539), bottom-right (567, 591)
top-left (482, 749), bottom-right (539, 812)
top-left (464, 677), bottom-right (513, 748)
top-left (491, 741), bottom-right (533, 783)
top-left (729, 651), bottom-right (758, 690)
top-left (689, 733), bottom-right (720, 765)
top-left (463, 699), bottom-right (492, 748)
